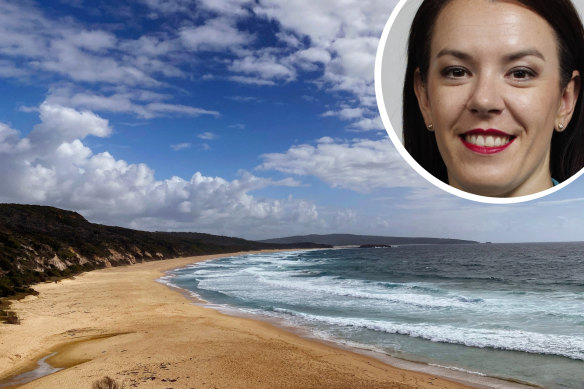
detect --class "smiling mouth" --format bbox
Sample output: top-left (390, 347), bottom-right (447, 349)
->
top-left (460, 129), bottom-right (516, 154)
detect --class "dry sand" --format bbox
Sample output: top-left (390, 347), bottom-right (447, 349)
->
top-left (0, 251), bottom-right (484, 389)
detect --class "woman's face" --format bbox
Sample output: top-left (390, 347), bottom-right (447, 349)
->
top-left (414, 0), bottom-right (580, 197)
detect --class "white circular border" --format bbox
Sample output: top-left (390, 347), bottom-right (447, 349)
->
top-left (374, 0), bottom-right (584, 204)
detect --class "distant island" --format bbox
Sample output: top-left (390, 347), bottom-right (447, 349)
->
top-left (261, 233), bottom-right (478, 246)
top-left (0, 204), bottom-right (329, 297)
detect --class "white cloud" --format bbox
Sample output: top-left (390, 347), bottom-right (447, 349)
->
top-left (254, 1), bottom-right (343, 43)
top-left (40, 40), bottom-right (159, 86)
top-left (46, 86), bottom-right (219, 119)
top-left (198, 0), bottom-right (253, 17)
top-left (142, 0), bottom-right (253, 18)
top-left (139, 0), bottom-right (193, 14)
top-left (295, 47), bottom-right (331, 64)
top-left (253, 0), bottom-right (394, 83)
top-left (0, 1), bottom-right (184, 87)
top-left (328, 36), bottom-right (378, 83)
top-left (120, 35), bottom-right (179, 57)
top-left (322, 107), bottom-right (364, 120)
top-left (257, 137), bottom-right (422, 193)
top-left (0, 103), bottom-right (321, 238)
top-left (248, 0), bottom-right (398, 127)
top-left (34, 102), bottom-right (112, 142)
top-left (332, 209), bottom-right (356, 226)
top-left (275, 31), bottom-right (303, 48)
top-left (228, 75), bottom-right (276, 86)
top-left (180, 17), bottom-right (254, 51)
top-left (289, 47), bottom-right (332, 71)
top-left (171, 142), bottom-right (191, 151)
top-left (66, 30), bottom-right (117, 52)
top-left (145, 102), bottom-right (220, 117)
top-left (348, 116), bottom-right (385, 131)
top-left (0, 0), bottom-right (393, 130)
top-left (228, 96), bottom-right (260, 103)
top-left (321, 107), bottom-right (384, 132)
top-left (0, 123), bottom-right (30, 153)
top-left (0, 59), bottom-right (29, 78)
top-left (230, 51), bottom-right (296, 82)
top-left (535, 197), bottom-right (584, 206)
top-left (198, 132), bottom-right (217, 140)
top-left (47, 88), bottom-right (139, 115)
top-left (0, 2), bottom-right (50, 59)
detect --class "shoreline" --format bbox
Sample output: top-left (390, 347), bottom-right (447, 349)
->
top-left (0, 251), bottom-right (521, 388)
top-left (161, 251), bottom-right (538, 389)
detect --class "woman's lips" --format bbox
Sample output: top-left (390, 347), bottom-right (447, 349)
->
top-left (460, 129), bottom-right (515, 154)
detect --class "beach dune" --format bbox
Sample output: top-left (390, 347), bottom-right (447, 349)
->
top-left (0, 252), bottom-right (477, 389)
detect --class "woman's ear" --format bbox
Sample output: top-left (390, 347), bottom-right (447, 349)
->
top-left (556, 70), bottom-right (581, 132)
top-left (413, 68), bottom-right (433, 131)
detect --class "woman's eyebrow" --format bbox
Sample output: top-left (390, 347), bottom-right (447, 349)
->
top-left (436, 48), bottom-right (545, 61)
top-left (436, 49), bottom-right (471, 60)
top-left (504, 49), bottom-right (545, 62)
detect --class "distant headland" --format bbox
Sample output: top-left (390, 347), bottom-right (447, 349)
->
top-left (261, 233), bottom-right (478, 247)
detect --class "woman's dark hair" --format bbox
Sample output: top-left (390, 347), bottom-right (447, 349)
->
top-left (403, 0), bottom-right (584, 183)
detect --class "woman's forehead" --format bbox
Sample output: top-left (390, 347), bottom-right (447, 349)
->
top-left (431, 0), bottom-right (558, 60)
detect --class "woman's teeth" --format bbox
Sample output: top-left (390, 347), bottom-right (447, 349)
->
top-left (464, 134), bottom-right (510, 147)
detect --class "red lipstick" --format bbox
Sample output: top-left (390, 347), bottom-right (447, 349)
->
top-left (460, 129), bottom-right (515, 154)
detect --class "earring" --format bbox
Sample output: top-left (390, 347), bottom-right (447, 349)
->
top-left (427, 123), bottom-right (434, 131)
top-left (558, 123), bottom-right (565, 130)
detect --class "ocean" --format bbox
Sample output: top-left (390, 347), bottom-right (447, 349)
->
top-left (162, 243), bottom-right (584, 389)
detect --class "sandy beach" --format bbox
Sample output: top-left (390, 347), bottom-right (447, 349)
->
top-left (0, 251), bottom-right (483, 389)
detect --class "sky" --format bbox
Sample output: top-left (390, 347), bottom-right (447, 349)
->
top-left (0, 0), bottom-right (583, 243)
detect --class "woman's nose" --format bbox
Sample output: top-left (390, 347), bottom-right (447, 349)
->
top-left (466, 73), bottom-right (505, 116)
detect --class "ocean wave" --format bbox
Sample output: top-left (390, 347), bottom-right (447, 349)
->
top-left (175, 263), bottom-right (579, 320)
top-left (189, 268), bottom-right (490, 311)
top-left (250, 274), bottom-right (482, 310)
top-left (273, 309), bottom-right (584, 361)
top-left (162, 244), bottom-right (584, 389)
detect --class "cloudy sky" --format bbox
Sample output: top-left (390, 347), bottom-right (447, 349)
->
top-left (0, 0), bottom-right (583, 243)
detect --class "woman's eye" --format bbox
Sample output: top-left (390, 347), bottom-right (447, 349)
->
top-left (508, 68), bottom-right (536, 80)
top-left (441, 67), bottom-right (469, 79)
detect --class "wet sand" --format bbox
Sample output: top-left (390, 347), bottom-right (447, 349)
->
top-left (0, 251), bottom-right (487, 388)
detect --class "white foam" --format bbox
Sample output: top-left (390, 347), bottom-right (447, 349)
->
top-left (187, 261), bottom-right (583, 320)
top-left (251, 273), bottom-right (482, 310)
top-left (165, 250), bottom-right (584, 364)
top-left (428, 364), bottom-right (487, 377)
top-left (273, 309), bottom-right (584, 361)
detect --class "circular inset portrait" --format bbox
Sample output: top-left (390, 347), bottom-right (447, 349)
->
top-left (375, 0), bottom-right (584, 203)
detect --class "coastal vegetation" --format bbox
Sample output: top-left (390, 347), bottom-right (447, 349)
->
top-left (0, 204), bottom-right (329, 298)
top-left (0, 204), bottom-right (476, 299)
top-left (92, 376), bottom-right (124, 389)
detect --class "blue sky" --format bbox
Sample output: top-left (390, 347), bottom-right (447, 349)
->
top-left (0, 0), bottom-right (583, 243)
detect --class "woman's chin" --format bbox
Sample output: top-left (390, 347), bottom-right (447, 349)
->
top-left (448, 171), bottom-right (529, 197)
top-left (453, 183), bottom-right (515, 197)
